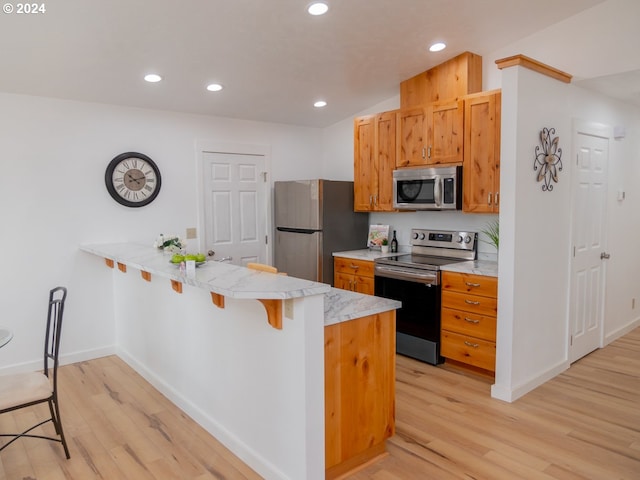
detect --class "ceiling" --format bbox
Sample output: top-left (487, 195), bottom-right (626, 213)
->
top-left (2, 0), bottom-right (631, 128)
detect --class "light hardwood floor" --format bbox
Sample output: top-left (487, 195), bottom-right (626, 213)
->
top-left (1, 327), bottom-right (638, 479)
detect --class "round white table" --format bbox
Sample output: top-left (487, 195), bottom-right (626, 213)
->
top-left (0, 327), bottom-right (13, 348)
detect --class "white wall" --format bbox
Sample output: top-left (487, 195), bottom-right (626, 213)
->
top-left (492, 65), bottom-right (640, 401)
top-left (0, 92), bottom-right (323, 371)
top-left (484, 0), bottom-right (640, 91)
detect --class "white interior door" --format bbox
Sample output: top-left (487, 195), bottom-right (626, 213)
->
top-left (201, 151), bottom-right (268, 266)
top-left (569, 124), bottom-right (609, 363)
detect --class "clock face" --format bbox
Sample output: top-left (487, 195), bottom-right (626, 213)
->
top-left (105, 152), bottom-right (162, 207)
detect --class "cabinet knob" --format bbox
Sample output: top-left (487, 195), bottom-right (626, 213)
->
top-left (488, 192), bottom-right (493, 205)
top-left (495, 192), bottom-right (499, 205)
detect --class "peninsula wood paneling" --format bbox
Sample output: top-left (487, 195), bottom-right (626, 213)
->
top-left (324, 310), bottom-right (396, 478)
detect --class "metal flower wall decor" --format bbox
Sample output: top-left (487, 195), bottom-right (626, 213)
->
top-left (534, 127), bottom-right (563, 191)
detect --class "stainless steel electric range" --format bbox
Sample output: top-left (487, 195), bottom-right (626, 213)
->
top-left (374, 228), bottom-right (477, 365)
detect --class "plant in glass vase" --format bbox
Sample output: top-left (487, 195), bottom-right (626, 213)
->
top-left (154, 234), bottom-right (185, 253)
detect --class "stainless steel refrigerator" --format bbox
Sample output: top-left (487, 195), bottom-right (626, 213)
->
top-left (274, 180), bottom-right (369, 285)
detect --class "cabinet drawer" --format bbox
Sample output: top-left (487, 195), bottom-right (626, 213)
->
top-left (334, 257), bottom-right (374, 277)
top-left (442, 290), bottom-right (497, 317)
top-left (441, 307), bottom-right (496, 341)
top-left (442, 271), bottom-right (497, 297)
top-left (441, 330), bottom-right (496, 372)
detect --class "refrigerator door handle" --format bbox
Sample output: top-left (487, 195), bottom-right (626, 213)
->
top-left (276, 227), bottom-right (319, 234)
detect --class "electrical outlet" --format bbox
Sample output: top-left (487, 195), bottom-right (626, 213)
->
top-left (186, 227), bottom-right (197, 239)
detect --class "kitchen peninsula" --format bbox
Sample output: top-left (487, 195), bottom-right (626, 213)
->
top-left (80, 243), bottom-right (400, 480)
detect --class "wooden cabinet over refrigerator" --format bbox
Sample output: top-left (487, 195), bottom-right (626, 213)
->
top-left (353, 110), bottom-right (398, 212)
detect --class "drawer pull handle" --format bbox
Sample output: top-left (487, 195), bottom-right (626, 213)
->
top-left (465, 299), bottom-right (480, 305)
top-left (464, 317), bottom-right (480, 324)
top-left (464, 341), bottom-right (479, 348)
top-left (465, 282), bottom-right (481, 287)
top-left (349, 264), bottom-right (360, 270)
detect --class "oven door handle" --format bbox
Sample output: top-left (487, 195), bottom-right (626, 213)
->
top-left (374, 265), bottom-right (438, 285)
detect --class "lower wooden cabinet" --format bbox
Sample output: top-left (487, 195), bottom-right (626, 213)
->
top-left (333, 257), bottom-right (374, 295)
top-left (441, 271), bottom-right (498, 373)
top-left (325, 310), bottom-right (395, 478)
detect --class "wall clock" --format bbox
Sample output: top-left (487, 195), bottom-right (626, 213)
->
top-left (105, 152), bottom-right (162, 207)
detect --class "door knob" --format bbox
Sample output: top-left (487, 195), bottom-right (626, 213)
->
top-left (207, 250), bottom-right (215, 257)
top-left (600, 252), bottom-right (611, 259)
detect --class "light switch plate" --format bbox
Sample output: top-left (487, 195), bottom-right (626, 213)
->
top-left (186, 227), bottom-right (197, 239)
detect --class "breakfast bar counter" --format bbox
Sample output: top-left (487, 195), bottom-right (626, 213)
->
top-left (80, 243), bottom-right (399, 480)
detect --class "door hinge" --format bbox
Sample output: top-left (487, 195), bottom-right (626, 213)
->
top-left (262, 171), bottom-right (268, 182)
top-left (265, 235), bottom-right (268, 245)
top-left (573, 246), bottom-right (576, 257)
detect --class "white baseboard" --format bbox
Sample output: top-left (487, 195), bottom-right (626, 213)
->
top-left (491, 359), bottom-right (570, 403)
top-left (116, 346), bottom-right (288, 480)
top-left (0, 345), bottom-right (116, 375)
top-left (604, 318), bottom-right (640, 345)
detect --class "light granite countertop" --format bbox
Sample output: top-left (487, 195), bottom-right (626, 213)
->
top-left (332, 248), bottom-right (400, 261)
top-left (324, 288), bottom-right (400, 326)
top-left (80, 243), bottom-right (400, 325)
top-left (441, 259), bottom-right (498, 277)
top-left (334, 248), bottom-right (498, 277)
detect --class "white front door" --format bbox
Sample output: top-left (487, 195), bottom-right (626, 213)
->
top-left (569, 123), bottom-right (609, 363)
top-left (201, 150), bottom-right (269, 266)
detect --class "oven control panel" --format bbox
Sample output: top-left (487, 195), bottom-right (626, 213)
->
top-left (410, 229), bottom-right (477, 252)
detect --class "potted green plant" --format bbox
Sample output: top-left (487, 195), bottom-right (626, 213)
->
top-left (481, 219), bottom-right (499, 251)
top-left (381, 238), bottom-right (389, 253)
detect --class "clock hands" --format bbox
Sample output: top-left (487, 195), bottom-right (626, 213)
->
top-left (126, 172), bottom-right (147, 185)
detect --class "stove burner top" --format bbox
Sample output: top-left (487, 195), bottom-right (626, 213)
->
top-left (374, 228), bottom-right (477, 275)
top-left (378, 253), bottom-right (467, 270)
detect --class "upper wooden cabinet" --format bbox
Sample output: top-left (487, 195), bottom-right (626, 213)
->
top-left (354, 110), bottom-right (398, 212)
top-left (462, 90), bottom-right (501, 213)
top-left (397, 99), bottom-right (463, 167)
top-left (400, 52), bottom-right (482, 108)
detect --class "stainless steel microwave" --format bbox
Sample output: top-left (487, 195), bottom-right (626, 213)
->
top-left (392, 166), bottom-right (462, 210)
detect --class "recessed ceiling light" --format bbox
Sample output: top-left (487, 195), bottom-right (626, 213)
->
top-left (307, 2), bottom-right (329, 15)
top-left (314, 100), bottom-right (327, 108)
top-left (429, 42), bottom-right (446, 52)
top-left (206, 83), bottom-right (223, 92)
top-left (144, 73), bottom-right (162, 83)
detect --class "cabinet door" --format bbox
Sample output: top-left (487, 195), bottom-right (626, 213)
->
top-left (354, 275), bottom-right (374, 295)
top-left (463, 91), bottom-right (501, 213)
top-left (334, 271), bottom-right (353, 291)
top-left (375, 111), bottom-right (397, 211)
top-left (397, 106), bottom-right (428, 167)
top-left (353, 115), bottom-right (375, 211)
top-left (427, 100), bottom-right (463, 165)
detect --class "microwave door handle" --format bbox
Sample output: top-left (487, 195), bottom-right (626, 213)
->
top-left (433, 177), bottom-right (442, 207)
